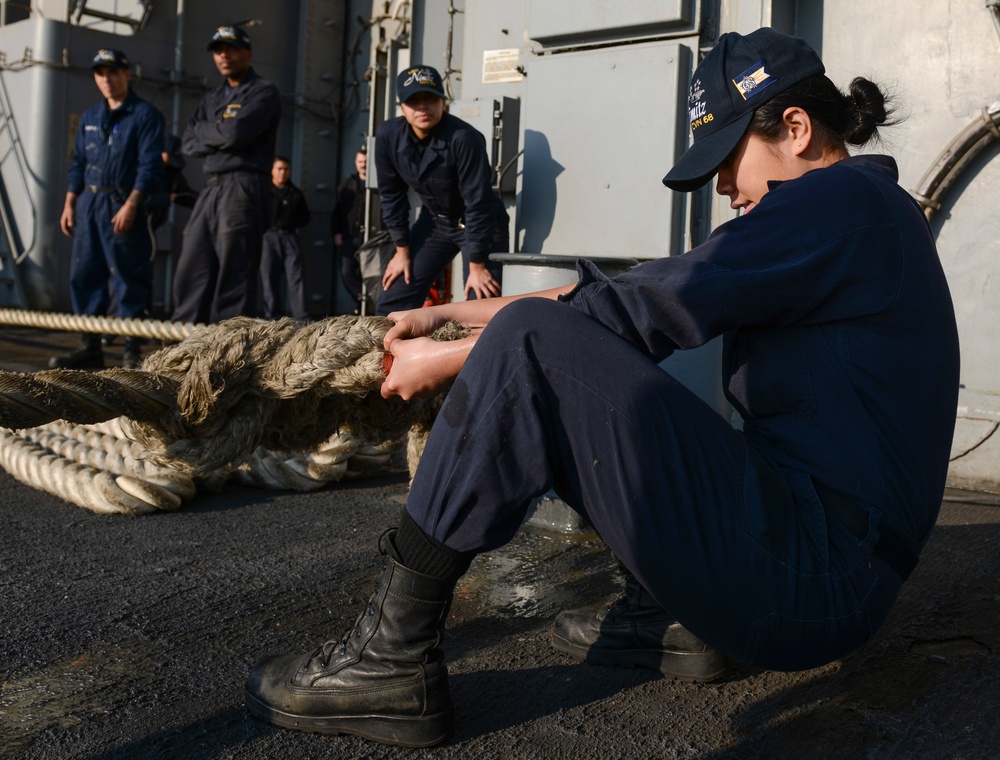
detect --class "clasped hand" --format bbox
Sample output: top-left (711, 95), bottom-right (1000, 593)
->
top-left (380, 308), bottom-right (471, 401)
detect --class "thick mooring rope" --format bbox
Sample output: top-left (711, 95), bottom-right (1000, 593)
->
top-left (0, 367), bottom-right (178, 430)
top-left (0, 422), bottom-right (398, 515)
top-left (0, 315), bottom-right (463, 473)
top-left (0, 307), bottom-right (202, 342)
top-left (24, 418), bottom-right (197, 500)
top-left (0, 315), bottom-right (465, 514)
top-left (0, 424), bottom-right (193, 515)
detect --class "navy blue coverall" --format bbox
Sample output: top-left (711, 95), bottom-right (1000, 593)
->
top-left (374, 113), bottom-right (508, 315)
top-left (67, 89), bottom-right (164, 322)
top-left (261, 182), bottom-right (310, 320)
top-left (172, 68), bottom-right (281, 323)
top-left (331, 172), bottom-right (366, 303)
top-left (405, 155), bottom-right (961, 671)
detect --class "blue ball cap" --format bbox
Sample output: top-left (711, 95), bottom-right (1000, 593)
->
top-left (90, 48), bottom-right (129, 71)
top-left (396, 66), bottom-right (445, 103)
top-left (208, 24), bottom-right (252, 51)
top-left (662, 27), bottom-right (825, 192)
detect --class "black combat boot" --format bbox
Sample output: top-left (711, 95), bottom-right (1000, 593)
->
top-left (49, 336), bottom-right (104, 369)
top-left (122, 339), bottom-right (142, 370)
top-left (245, 530), bottom-right (458, 748)
top-left (551, 566), bottom-right (729, 682)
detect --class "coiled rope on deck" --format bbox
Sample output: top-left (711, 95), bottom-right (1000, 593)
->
top-left (0, 420), bottom-right (197, 515)
top-left (0, 315), bottom-right (465, 514)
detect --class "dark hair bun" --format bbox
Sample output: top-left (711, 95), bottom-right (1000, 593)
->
top-left (846, 77), bottom-right (892, 145)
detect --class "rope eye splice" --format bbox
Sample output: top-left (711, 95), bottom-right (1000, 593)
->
top-left (0, 315), bottom-right (469, 515)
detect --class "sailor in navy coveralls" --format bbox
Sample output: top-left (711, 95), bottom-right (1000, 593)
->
top-left (171, 25), bottom-right (281, 324)
top-left (52, 48), bottom-right (164, 370)
top-left (374, 65), bottom-right (508, 315)
top-left (260, 155), bottom-right (311, 320)
top-left (246, 30), bottom-right (961, 749)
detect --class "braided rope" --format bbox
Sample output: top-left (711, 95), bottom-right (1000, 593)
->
top-left (0, 314), bottom-right (465, 514)
top-left (230, 436), bottom-right (397, 491)
top-left (25, 419), bottom-right (197, 499)
top-left (2, 422), bottom-right (399, 515)
top-left (0, 367), bottom-right (177, 430)
top-left (0, 307), bottom-right (202, 342)
top-left (0, 315), bottom-right (462, 474)
top-left (126, 315), bottom-right (440, 474)
top-left (0, 429), bottom-right (174, 515)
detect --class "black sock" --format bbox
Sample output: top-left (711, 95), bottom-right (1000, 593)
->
top-left (392, 510), bottom-right (474, 583)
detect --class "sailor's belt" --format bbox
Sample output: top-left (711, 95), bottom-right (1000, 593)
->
top-left (434, 213), bottom-right (465, 229)
top-left (85, 185), bottom-right (120, 193)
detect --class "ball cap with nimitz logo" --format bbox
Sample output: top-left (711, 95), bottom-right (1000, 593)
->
top-left (396, 66), bottom-right (445, 103)
top-left (208, 25), bottom-right (252, 51)
top-left (91, 49), bottom-right (129, 71)
top-left (662, 27), bottom-right (825, 192)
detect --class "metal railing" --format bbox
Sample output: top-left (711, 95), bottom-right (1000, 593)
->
top-left (70, 0), bottom-right (152, 34)
top-left (0, 69), bottom-right (36, 266)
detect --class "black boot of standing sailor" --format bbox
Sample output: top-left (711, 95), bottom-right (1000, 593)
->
top-left (48, 334), bottom-right (104, 369)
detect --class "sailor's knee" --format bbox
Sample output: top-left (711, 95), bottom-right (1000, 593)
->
top-left (487, 297), bottom-right (576, 340)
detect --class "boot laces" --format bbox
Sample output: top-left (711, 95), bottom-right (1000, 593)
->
top-left (602, 593), bottom-right (630, 621)
top-left (314, 583), bottom-right (380, 667)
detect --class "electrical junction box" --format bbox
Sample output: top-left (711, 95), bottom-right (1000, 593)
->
top-left (518, 40), bottom-right (690, 259)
